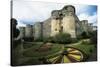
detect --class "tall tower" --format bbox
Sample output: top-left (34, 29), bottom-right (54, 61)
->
top-left (51, 10), bottom-right (62, 36)
top-left (19, 27), bottom-right (25, 38)
top-left (43, 18), bottom-right (51, 38)
top-left (25, 24), bottom-right (33, 38)
top-left (93, 26), bottom-right (97, 31)
top-left (88, 23), bottom-right (93, 32)
top-left (33, 22), bottom-right (43, 40)
top-left (80, 20), bottom-right (89, 34)
top-left (62, 5), bottom-right (76, 38)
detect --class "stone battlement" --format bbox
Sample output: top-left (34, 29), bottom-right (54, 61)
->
top-left (18, 5), bottom-right (95, 40)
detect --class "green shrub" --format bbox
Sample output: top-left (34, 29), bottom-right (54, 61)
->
top-left (50, 33), bottom-right (72, 44)
top-left (71, 38), bottom-right (78, 43)
top-left (81, 31), bottom-right (89, 39)
top-left (79, 31), bottom-right (96, 39)
top-left (34, 37), bottom-right (43, 42)
top-left (23, 37), bottom-right (34, 42)
top-left (43, 37), bottom-right (50, 43)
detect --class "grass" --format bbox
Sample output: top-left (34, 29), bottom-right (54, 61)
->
top-left (66, 40), bottom-right (96, 57)
top-left (23, 42), bottom-right (44, 49)
top-left (23, 43), bottom-right (62, 58)
top-left (21, 43), bottom-right (63, 65)
top-left (15, 39), bottom-right (96, 65)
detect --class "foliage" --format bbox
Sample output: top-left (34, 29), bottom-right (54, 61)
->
top-left (80, 31), bottom-right (89, 39)
top-left (23, 44), bottom-right (62, 57)
top-left (34, 37), bottom-right (43, 42)
top-left (50, 33), bottom-right (72, 44)
top-left (68, 42), bottom-right (95, 57)
top-left (23, 37), bottom-right (34, 42)
top-left (77, 31), bottom-right (95, 39)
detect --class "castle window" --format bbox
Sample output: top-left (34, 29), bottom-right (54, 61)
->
top-left (61, 26), bottom-right (63, 30)
top-left (61, 26), bottom-right (63, 32)
top-left (59, 26), bottom-right (63, 32)
top-left (55, 18), bottom-right (59, 20)
top-left (59, 14), bottom-right (63, 17)
top-left (55, 28), bottom-right (57, 31)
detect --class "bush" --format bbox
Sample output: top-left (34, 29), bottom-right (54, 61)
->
top-left (43, 37), bottom-right (50, 43)
top-left (34, 37), bottom-right (43, 42)
top-left (50, 33), bottom-right (72, 44)
top-left (77, 31), bottom-right (91, 39)
top-left (79, 31), bottom-right (96, 39)
top-left (23, 37), bottom-right (34, 42)
top-left (81, 31), bottom-right (89, 39)
top-left (71, 38), bottom-right (78, 43)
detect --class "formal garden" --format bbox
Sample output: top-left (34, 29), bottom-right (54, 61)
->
top-left (13, 30), bottom-right (97, 65)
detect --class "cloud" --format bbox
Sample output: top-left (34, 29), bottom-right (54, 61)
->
top-left (78, 12), bottom-right (97, 26)
top-left (13, 1), bottom-right (97, 26)
top-left (17, 21), bottom-right (26, 28)
top-left (13, 1), bottom-right (63, 24)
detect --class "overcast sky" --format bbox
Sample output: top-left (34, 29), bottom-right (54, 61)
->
top-left (12, 0), bottom-right (97, 27)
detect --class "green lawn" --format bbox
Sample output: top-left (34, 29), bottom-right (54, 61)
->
top-left (15, 39), bottom-right (96, 65)
top-left (65, 40), bottom-right (96, 57)
top-left (23, 43), bottom-right (62, 58)
top-left (23, 39), bottom-right (96, 61)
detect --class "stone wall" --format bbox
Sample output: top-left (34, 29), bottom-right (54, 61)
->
top-left (93, 26), bottom-right (97, 31)
top-left (18, 5), bottom-right (95, 40)
top-left (80, 20), bottom-right (89, 34)
top-left (19, 27), bottom-right (25, 38)
top-left (50, 5), bottom-right (77, 38)
top-left (62, 15), bottom-right (76, 38)
top-left (88, 23), bottom-right (93, 32)
top-left (33, 22), bottom-right (43, 40)
top-left (75, 16), bottom-right (83, 37)
top-left (43, 18), bottom-right (51, 38)
top-left (25, 24), bottom-right (33, 38)
top-left (51, 19), bottom-right (61, 36)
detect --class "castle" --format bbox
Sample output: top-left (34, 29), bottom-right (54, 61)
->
top-left (18, 5), bottom-right (96, 40)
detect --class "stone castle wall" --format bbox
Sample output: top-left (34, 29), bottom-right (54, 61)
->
top-left (51, 5), bottom-right (77, 38)
top-left (88, 23), bottom-right (93, 32)
top-left (19, 27), bottom-right (25, 38)
top-left (18, 5), bottom-right (94, 40)
top-left (43, 18), bottom-right (51, 38)
top-left (80, 20), bottom-right (89, 34)
top-left (25, 24), bottom-right (33, 38)
top-left (33, 22), bottom-right (43, 40)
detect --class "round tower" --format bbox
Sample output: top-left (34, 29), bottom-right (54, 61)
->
top-left (19, 27), bottom-right (25, 38)
top-left (62, 5), bottom-right (76, 38)
top-left (88, 23), bottom-right (93, 32)
top-left (80, 20), bottom-right (89, 35)
top-left (51, 10), bottom-right (62, 36)
top-left (25, 24), bottom-right (33, 38)
top-left (33, 22), bottom-right (43, 40)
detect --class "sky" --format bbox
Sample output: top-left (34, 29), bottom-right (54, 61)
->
top-left (12, 1), bottom-right (97, 27)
